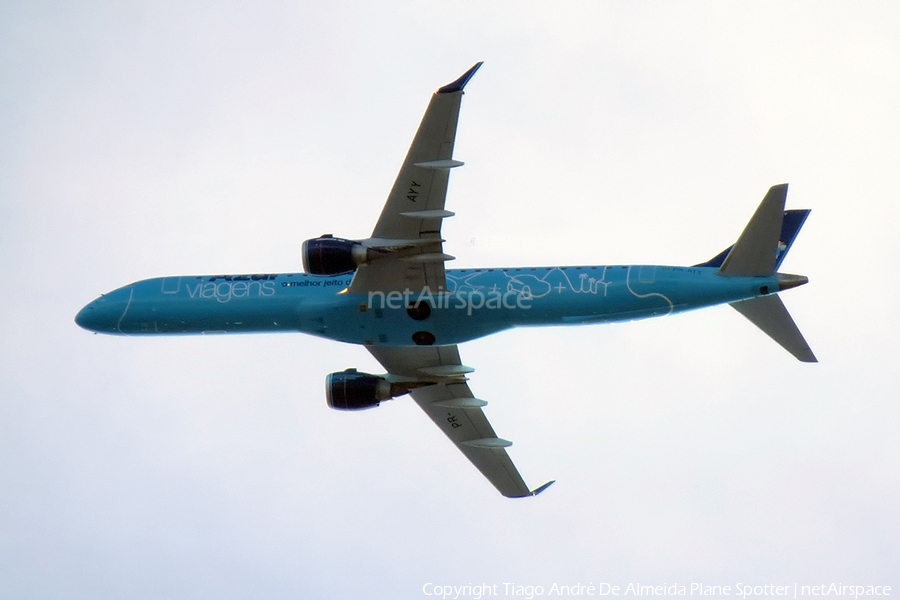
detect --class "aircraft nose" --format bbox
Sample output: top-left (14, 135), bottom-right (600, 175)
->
top-left (75, 288), bottom-right (131, 334)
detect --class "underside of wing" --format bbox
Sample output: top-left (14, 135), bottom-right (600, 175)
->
top-left (348, 63), bottom-right (482, 296)
top-left (367, 344), bottom-right (554, 498)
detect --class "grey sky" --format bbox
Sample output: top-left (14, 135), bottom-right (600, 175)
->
top-left (1, 2), bottom-right (898, 598)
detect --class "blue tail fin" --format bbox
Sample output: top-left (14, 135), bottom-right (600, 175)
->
top-left (695, 209), bottom-right (810, 270)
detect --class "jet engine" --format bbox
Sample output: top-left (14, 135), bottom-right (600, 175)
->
top-left (326, 369), bottom-right (397, 411)
top-left (302, 235), bottom-right (368, 276)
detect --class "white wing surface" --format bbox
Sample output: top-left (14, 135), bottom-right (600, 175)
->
top-left (367, 345), bottom-right (554, 498)
top-left (348, 63), bottom-right (482, 296)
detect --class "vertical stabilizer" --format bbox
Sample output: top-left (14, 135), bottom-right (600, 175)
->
top-left (730, 295), bottom-right (817, 362)
top-left (695, 209), bottom-right (810, 270)
top-left (718, 184), bottom-right (788, 277)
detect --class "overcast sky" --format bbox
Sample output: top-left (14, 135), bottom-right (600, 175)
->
top-left (2, 2), bottom-right (899, 598)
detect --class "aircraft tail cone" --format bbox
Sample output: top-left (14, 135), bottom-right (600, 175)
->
top-left (777, 273), bottom-right (809, 291)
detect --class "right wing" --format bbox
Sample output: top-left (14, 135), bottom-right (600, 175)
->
top-left (367, 344), bottom-right (554, 498)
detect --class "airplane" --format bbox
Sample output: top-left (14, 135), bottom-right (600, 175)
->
top-left (75, 62), bottom-right (816, 498)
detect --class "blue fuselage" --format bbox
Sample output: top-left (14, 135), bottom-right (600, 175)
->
top-left (76, 265), bottom-right (776, 346)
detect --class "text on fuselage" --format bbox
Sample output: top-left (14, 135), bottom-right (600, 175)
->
top-left (186, 278), bottom-right (276, 303)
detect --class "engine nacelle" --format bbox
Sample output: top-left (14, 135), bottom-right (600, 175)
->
top-left (302, 235), bottom-right (367, 276)
top-left (326, 369), bottom-right (394, 411)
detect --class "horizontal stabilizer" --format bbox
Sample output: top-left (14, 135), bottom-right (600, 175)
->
top-left (730, 295), bottom-right (817, 362)
top-left (718, 184), bottom-right (788, 277)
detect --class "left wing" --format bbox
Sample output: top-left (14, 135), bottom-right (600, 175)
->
top-left (367, 344), bottom-right (554, 498)
top-left (348, 62), bottom-right (482, 295)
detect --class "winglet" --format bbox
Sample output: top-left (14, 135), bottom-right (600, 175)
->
top-left (437, 62), bottom-right (484, 94)
top-left (531, 480), bottom-right (556, 496)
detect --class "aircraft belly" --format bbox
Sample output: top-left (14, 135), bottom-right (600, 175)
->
top-left (106, 269), bottom-right (776, 341)
top-left (313, 267), bottom-right (776, 347)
